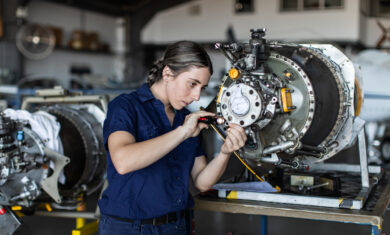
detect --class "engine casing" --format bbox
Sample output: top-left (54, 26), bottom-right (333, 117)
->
top-left (214, 29), bottom-right (360, 169)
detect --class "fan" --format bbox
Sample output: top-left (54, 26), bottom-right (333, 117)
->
top-left (16, 24), bottom-right (55, 60)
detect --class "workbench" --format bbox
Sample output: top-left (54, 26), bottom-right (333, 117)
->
top-left (194, 171), bottom-right (390, 235)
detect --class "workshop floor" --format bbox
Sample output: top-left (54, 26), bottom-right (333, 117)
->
top-left (13, 206), bottom-right (390, 235)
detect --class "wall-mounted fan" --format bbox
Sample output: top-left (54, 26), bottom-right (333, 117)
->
top-left (16, 24), bottom-right (55, 60)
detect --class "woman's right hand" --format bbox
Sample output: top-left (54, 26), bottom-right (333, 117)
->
top-left (181, 111), bottom-right (215, 139)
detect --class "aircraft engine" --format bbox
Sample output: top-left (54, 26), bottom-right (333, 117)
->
top-left (213, 29), bottom-right (362, 169)
top-left (0, 104), bottom-right (106, 210)
top-left (0, 113), bottom-right (52, 207)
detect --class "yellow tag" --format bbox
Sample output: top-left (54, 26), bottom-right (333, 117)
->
top-left (275, 185), bottom-right (281, 192)
top-left (280, 88), bottom-right (293, 112)
top-left (45, 203), bottom-right (52, 212)
top-left (216, 85), bottom-right (224, 104)
top-left (11, 206), bottom-right (22, 211)
top-left (338, 198), bottom-right (343, 205)
top-left (227, 191), bottom-right (238, 199)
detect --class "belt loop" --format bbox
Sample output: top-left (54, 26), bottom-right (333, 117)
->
top-left (152, 218), bottom-right (156, 226)
top-left (134, 220), bottom-right (141, 230)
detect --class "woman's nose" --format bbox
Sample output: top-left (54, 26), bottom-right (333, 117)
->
top-left (192, 89), bottom-right (201, 101)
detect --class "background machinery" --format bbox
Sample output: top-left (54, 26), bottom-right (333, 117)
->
top-left (0, 88), bottom-right (107, 235)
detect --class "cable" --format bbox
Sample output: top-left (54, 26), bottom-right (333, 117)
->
top-left (209, 123), bottom-right (264, 182)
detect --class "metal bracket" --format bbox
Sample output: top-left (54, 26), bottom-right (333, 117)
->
top-left (359, 127), bottom-right (370, 188)
top-left (21, 88), bottom-right (109, 113)
top-left (41, 147), bottom-right (70, 203)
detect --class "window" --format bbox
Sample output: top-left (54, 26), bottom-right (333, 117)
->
top-left (235, 0), bottom-right (254, 14)
top-left (325, 0), bottom-right (343, 8)
top-left (372, 0), bottom-right (390, 17)
top-left (379, 0), bottom-right (390, 14)
top-left (282, 0), bottom-right (298, 11)
top-left (304, 0), bottom-right (320, 9)
top-left (280, 0), bottom-right (343, 11)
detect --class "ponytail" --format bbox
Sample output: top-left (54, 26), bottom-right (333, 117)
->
top-left (147, 59), bottom-right (164, 87)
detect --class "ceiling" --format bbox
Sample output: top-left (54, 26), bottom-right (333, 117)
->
top-left (44, 0), bottom-right (190, 16)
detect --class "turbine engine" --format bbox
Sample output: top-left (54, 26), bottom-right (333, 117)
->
top-left (214, 29), bottom-right (362, 169)
top-left (0, 104), bottom-right (106, 208)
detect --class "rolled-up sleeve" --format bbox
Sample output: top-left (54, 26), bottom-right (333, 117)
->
top-left (103, 95), bottom-right (136, 149)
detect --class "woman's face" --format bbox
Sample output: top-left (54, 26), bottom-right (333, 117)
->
top-left (166, 66), bottom-right (210, 110)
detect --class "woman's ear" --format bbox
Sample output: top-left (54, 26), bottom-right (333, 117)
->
top-left (162, 66), bottom-right (174, 81)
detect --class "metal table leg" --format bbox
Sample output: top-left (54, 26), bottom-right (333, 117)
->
top-left (260, 215), bottom-right (267, 235)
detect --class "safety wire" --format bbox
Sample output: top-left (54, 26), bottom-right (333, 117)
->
top-left (209, 123), bottom-right (264, 182)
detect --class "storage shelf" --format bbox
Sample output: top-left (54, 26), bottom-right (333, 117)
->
top-left (54, 46), bottom-right (115, 56)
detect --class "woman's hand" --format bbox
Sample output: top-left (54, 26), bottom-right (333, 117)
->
top-left (220, 123), bottom-right (247, 155)
top-left (181, 111), bottom-right (215, 139)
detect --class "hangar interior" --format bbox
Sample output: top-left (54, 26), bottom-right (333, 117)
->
top-left (1, 0), bottom-right (390, 234)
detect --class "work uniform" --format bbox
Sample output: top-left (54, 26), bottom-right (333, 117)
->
top-left (98, 83), bottom-right (204, 235)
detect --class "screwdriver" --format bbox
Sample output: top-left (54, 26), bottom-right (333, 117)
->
top-left (198, 116), bottom-right (225, 125)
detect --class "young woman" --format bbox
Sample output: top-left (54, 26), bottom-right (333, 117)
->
top-left (98, 41), bottom-right (247, 235)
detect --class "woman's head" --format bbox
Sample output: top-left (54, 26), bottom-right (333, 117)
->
top-left (147, 41), bottom-right (213, 87)
top-left (148, 41), bottom-right (213, 110)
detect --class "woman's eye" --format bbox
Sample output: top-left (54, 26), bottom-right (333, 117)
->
top-left (190, 82), bottom-right (197, 87)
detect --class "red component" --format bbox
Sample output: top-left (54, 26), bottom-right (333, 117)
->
top-left (198, 116), bottom-right (225, 125)
top-left (0, 207), bottom-right (6, 215)
top-left (305, 166), bottom-right (310, 171)
top-left (198, 117), bottom-right (213, 124)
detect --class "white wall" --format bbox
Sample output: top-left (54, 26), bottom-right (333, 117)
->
top-left (25, 1), bottom-right (123, 88)
top-left (142, 0), bottom-right (360, 44)
top-left (360, 16), bottom-right (390, 48)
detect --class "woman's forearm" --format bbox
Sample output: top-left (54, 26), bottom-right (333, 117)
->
top-left (194, 152), bottom-right (231, 192)
top-left (111, 126), bottom-right (187, 174)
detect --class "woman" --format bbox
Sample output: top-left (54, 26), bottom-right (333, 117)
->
top-left (98, 41), bottom-right (247, 235)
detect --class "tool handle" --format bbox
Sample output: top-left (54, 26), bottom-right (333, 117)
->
top-left (198, 116), bottom-right (225, 125)
top-left (198, 116), bottom-right (214, 124)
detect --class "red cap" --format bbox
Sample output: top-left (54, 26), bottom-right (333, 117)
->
top-left (0, 207), bottom-right (6, 215)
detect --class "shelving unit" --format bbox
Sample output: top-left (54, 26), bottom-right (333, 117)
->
top-left (54, 46), bottom-right (115, 56)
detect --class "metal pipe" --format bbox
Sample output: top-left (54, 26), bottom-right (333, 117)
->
top-left (301, 144), bottom-right (327, 153)
top-left (259, 153), bottom-right (280, 164)
top-left (295, 150), bottom-right (322, 158)
top-left (263, 141), bottom-right (294, 155)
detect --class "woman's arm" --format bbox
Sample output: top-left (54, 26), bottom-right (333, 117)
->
top-left (191, 123), bottom-right (247, 192)
top-left (108, 127), bottom-right (186, 174)
top-left (108, 111), bottom-right (214, 175)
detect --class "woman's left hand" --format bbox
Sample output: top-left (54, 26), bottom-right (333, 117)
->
top-left (220, 123), bottom-right (247, 155)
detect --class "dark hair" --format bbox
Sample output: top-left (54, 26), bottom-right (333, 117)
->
top-left (147, 41), bottom-right (213, 86)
